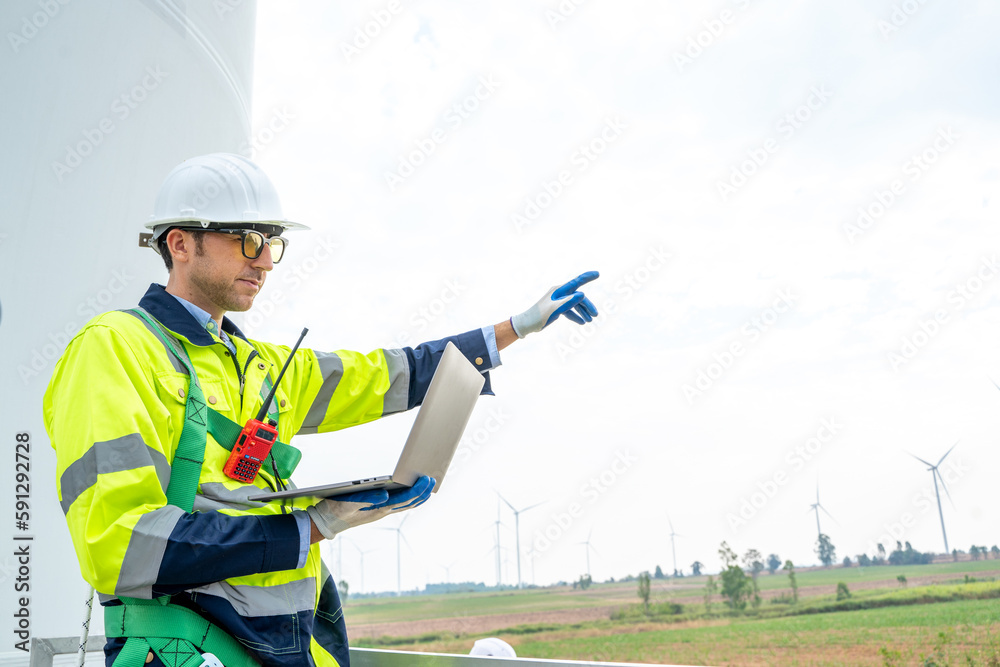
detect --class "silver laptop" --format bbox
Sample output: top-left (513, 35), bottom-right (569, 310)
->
top-left (248, 341), bottom-right (485, 502)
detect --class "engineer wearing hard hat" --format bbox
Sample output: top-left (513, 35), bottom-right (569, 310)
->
top-left (44, 153), bottom-right (599, 667)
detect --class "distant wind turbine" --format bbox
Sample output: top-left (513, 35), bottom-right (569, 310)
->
top-left (498, 492), bottom-right (544, 589)
top-left (336, 537), bottom-right (343, 582)
top-left (525, 546), bottom-right (538, 586)
top-left (440, 558), bottom-right (459, 584)
top-left (352, 542), bottom-right (373, 595)
top-left (908, 442), bottom-right (958, 554)
top-left (320, 539), bottom-right (339, 581)
top-left (380, 514), bottom-right (412, 596)
top-left (493, 499), bottom-right (503, 586)
top-left (578, 529), bottom-right (598, 577)
top-left (484, 500), bottom-right (510, 587)
top-left (808, 483), bottom-right (837, 540)
top-left (668, 517), bottom-right (682, 577)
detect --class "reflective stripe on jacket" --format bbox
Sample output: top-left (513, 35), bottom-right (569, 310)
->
top-left (44, 283), bottom-right (496, 667)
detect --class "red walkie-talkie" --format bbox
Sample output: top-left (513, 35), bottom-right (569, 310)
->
top-left (224, 328), bottom-right (308, 483)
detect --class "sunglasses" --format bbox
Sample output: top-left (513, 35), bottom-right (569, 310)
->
top-left (202, 228), bottom-right (288, 264)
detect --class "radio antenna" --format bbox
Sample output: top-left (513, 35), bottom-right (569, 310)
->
top-left (256, 327), bottom-right (308, 422)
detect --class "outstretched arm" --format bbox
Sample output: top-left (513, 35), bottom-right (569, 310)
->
top-left (497, 271), bottom-right (601, 351)
top-left (494, 318), bottom-right (519, 352)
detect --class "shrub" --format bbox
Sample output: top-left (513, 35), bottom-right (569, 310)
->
top-left (836, 582), bottom-right (851, 601)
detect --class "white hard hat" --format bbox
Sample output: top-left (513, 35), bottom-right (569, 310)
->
top-left (142, 153), bottom-right (308, 247)
top-left (469, 638), bottom-right (517, 658)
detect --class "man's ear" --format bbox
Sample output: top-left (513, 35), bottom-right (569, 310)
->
top-left (165, 228), bottom-right (193, 266)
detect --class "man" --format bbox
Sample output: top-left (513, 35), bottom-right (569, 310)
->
top-left (44, 153), bottom-right (599, 667)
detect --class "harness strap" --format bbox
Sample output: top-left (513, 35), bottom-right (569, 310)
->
top-left (107, 308), bottom-right (293, 667)
top-left (128, 307), bottom-right (210, 513)
top-left (126, 308), bottom-right (301, 479)
top-left (107, 598), bottom-right (259, 667)
top-left (206, 410), bottom-right (301, 479)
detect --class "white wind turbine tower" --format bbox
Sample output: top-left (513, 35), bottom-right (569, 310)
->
top-left (908, 442), bottom-right (958, 554)
top-left (578, 529), bottom-right (598, 578)
top-left (324, 535), bottom-right (352, 583)
top-left (380, 514), bottom-right (412, 596)
top-left (336, 537), bottom-right (343, 582)
top-left (440, 558), bottom-right (459, 584)
top-left (525, 546), bottom-right (539, 586)
top-left (325, 536), bottom-right (344, 582)
top-left (808, 483), bottom-right (836, 541)
top-left (490, 498), bottom-right (507, 586)
top-left (668, 517), bottom-right (682, 577)
top-left (352, 542), bottom-right (374, 595)
top-left (498, 492), bottom-right (544, 589)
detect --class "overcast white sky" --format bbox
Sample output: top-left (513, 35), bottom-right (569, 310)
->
top-left (229, 1), bottom-right (1000, 595)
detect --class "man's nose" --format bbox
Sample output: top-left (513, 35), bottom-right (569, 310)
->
top-left (252, 243), bottom-right (274, 271)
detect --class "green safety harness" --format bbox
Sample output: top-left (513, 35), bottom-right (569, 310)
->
top-left (106, 308), bottom-right (302, 667)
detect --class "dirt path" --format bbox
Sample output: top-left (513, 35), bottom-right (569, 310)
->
top-left (348, 605), bottom-right (620, 639)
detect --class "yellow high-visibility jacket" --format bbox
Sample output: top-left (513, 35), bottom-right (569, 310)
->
top-left (44, 283), bottom-right (496, 667)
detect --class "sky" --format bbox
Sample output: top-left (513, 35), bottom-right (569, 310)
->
top-left (235, 0), bottom-right (1000, 596)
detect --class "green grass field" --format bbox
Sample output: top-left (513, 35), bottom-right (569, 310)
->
top-left (345, 561), bottom-right (1000, 665)
top-left (345, 559), bottom-right (1000, 624)
top-left (751, 559), bottom-right (1000, 591)
top-left (513, 598), bottom-right (1000, 665)
top-left (345, 586), bottom-right (624, 625)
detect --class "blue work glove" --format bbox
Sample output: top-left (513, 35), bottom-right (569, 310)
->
top-left (510, 271), bottom-right (600, 338)
top-left (306, 476), bottom-right (436, 540)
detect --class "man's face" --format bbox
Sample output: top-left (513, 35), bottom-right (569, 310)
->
top-left (186, 229), bottom-right (274, 315)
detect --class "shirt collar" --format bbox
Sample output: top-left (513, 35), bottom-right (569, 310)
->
top-left (171, 294), bottom-right (216, 332)
top-left (138, 283), bottom-right (249, 346)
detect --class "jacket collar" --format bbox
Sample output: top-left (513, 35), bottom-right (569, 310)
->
top-left (138, 283), bottom-right (249, 346)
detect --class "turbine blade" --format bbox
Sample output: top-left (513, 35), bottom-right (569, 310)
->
top-left (936, 469), bottom-right (956, 508)
top-left (497, 492), bottom-right (516, 513)
top-left (937, 441), bottom-right (959, 468)
top-left (907, 451), bottom-right (935, 468)
top-left (991, 376), bottom-right (1000, 393)
top-left (819, 504), bottom-right (840, 525)
top-left (521, 501), bottom-right (545, 513)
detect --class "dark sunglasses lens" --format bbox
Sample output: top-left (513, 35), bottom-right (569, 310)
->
top-left (269, 237), bottom-right (286, 263)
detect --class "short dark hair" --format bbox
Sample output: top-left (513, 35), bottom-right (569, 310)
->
top-left (157, 228), bottom-right (205, 271)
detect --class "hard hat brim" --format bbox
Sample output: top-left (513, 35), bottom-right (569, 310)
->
top-left (146, 218), bottom-right (310, 240)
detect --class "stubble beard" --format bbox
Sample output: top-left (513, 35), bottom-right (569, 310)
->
top-left (190, 271), bottom-right (256, 313)
top-left (189, 246), bottom-right (263, 314)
